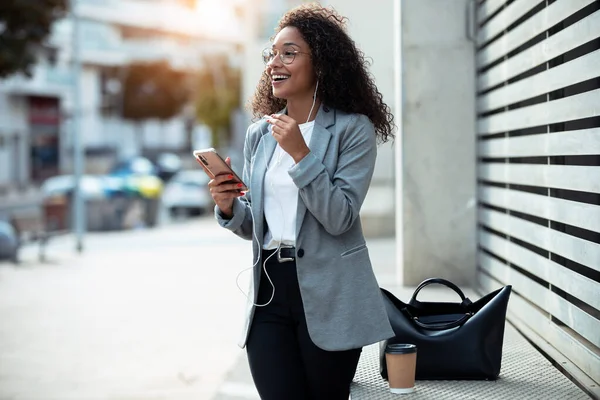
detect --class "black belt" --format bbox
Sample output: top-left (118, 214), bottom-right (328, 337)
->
top-left (262, 245), bottom-right (296, 263)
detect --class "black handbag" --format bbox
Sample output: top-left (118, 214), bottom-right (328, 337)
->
top-left (379, 278), bottom-right (512, 380)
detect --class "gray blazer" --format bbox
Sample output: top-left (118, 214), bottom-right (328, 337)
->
top-left (215, 104), bottom-right (394, 351)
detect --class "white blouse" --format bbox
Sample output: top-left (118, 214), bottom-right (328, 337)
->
top-left (263, 120), bottom-right (315, 250)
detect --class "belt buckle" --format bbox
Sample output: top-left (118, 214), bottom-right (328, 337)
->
top-left (277, 244), bottom-right (295, 263)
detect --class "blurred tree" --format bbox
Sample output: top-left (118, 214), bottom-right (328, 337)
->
top-left (121, 60), bottom-right (190, 150)
top-left (0, 0), bottom-right (67, 78)
top-left (195, 55), bottom-right (241, 149)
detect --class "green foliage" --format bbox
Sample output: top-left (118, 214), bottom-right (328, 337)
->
top-left (122, 60), bottom-right (189, 121)
top-left (0, 0), bottom-right (67, 78)
top-left (195, 55), bottom-right (241, 149)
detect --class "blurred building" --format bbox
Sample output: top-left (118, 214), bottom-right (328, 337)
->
top-left (0, 0), bottom-right (244, 210)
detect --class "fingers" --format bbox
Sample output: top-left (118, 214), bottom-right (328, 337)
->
top-left (267, 114), bottom-right (293, 136)
top-left (270, 123), bottom-right (281, 136)
top-left (269, 113), bottom-right (293, 123)
top-left (204, 157), bottom-right (243, 214)
top-left (208, 178), bottom-right (243, 192)
top-left (266, 114), bottom-right (293, 129)
top-left (210, 185), bottom-right (243, 196)
top-left (266, 117), bottom-right (282, 129)
top-left (208, 179), bottom-right (244, 213)
top-left (210, 173), bottom-right (236, 185)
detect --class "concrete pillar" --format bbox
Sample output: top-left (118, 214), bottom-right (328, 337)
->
top-left (329, 0), bottom-right (397, 238)
top-left (396, 0), bottom-right (477, 286)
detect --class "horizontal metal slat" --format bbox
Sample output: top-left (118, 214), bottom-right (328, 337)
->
top-left (478, 273), bottom-right (600, 383)
top-left (478, 163), bottom-right (600, 194)
top-left (478, 128), bottom-right (600, 157)
top-left (477, 0), bottom-right (540, 46)
top-left (479, 208), bottom-right (600, 270)
top-left (477, 0), bottom-right (595, 67)
top-left (478, 11), bottom-right (600, 91)
top-left (479, 230), bottom-right (600, 310)
top-left (477, 0), bottom-right (507, 25)
top-left (478, 89), bottom-right (600, 135)
top-left (478, 50), bottom-right (600, 112)
top-left (478, 186), bottom-right (600, 233)
top-left (479, 252), bottom-right (600, 347)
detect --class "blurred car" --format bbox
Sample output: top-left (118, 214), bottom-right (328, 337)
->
top-left (41, 174), bottom-right (107, 200)
top-left (0, 220), bottom-right (18, 262)
top-left (109, 157), bottom-right (164, 227)
top-left (110, 156), bottom-right (156, 176)
top-left (108, 157), bottom-right (163, 199)
top-left (161, 170), bottom-right (212, 217)
top-left (155, 152), bottom-right (183, 182)
top-left (40, 174), bottom-right (122, 231)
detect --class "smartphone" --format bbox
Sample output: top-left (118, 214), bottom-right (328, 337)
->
top-left (192, 148), bottom-right (249, 191)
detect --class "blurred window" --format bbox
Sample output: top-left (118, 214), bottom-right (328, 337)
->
top-left (28, 96), bottom-right (60, 183)
top-left (119, 26), bottom-right (192, 45)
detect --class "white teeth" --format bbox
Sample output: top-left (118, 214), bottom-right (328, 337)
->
top-left (272, 75), bottom-right (290, 81)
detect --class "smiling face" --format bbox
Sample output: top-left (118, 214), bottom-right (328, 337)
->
top-left (266, 26), bottom-right (317, 101)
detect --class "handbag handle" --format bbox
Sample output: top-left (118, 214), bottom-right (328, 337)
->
top-left (408, 278), bottom-right (473, 330)
top-left (409, 278), bottom-right (470, 305)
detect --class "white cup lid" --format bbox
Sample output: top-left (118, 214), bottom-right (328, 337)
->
top-left (390, 386), bottom-right (416, 394)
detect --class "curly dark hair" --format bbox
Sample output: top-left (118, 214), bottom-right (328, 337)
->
top-left (249, 3), bottom-right (395, 143)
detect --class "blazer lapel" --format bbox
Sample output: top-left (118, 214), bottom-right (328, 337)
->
top-left (295, 104), bottom-right (334, 237)
top-left (252, 125), bottom-right (277, 244)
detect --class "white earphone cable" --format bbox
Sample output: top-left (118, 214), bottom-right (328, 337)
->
top-left (234, 80), bottom-right (319, 307)
top-left (234, 198), bottom-right (279, 307)
top-left (306, 80), bottom-right (319, 124)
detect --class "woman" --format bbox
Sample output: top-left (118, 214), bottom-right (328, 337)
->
top-left (209, 3), bottom-right (395, 399)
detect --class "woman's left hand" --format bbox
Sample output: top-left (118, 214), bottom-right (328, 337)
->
top-left (268, 114), bottom-right (310, 164)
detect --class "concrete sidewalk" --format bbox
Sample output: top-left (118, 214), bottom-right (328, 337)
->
top-left (0, 218), bottom-right (254, 400)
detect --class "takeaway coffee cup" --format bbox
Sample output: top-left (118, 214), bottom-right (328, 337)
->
top-left (385, 343), bottom-right (417, 394)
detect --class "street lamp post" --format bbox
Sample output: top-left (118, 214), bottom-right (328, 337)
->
top-left (71, 0), bottom-right (85, 252)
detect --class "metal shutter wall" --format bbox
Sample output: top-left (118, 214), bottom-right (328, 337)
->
top-left (475, 0), bottom-right (600, 389)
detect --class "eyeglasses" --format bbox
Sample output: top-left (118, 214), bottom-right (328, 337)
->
top-left (262, 47), bottom-right (311, 65)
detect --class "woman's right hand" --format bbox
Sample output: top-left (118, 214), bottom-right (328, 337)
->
top-left (208, 157), bottom-right (244, 218)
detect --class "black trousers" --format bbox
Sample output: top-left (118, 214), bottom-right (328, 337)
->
top-left (246, 254), bottom-right (362, 400)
